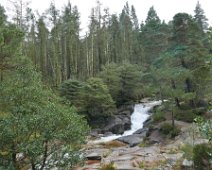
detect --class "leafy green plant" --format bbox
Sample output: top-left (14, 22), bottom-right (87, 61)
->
top-left (175, 110), bottom-right (196, 123)
top-left (153, 110), bottom-right (166, 122)
top-left (181, 144), bottom-right (193, 160)
top-left (193, 144), bottom-right (212, 170)
top-left (138, 161), bottom-right (145, 169)
top-left (160, 123), bottom-right (180, 138)
top-left (195, 117), bottom-right (212, 141)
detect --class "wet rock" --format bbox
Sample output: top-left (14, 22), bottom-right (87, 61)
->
top-left (102, 106), bottom-right (134, 134)
top-left (133, 127), bottom-right (149, 135)
top-left (90, 129), bottom-right (102, 137)
top-left (142, 117), bottom-right (152, 127)
top-left (103, 131), bottom-right (114, 137)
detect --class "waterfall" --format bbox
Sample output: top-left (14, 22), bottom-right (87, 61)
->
top-left (92, 100), bottom-right (162, 143)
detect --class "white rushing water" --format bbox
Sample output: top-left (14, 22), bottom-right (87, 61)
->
top-left (92, 100), bottom-right (162, 143)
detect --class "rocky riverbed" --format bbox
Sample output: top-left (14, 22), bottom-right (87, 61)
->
top-left (75, 100), bottom-right (209, 170)
top-left (76, 120), bottom-right (208, 170)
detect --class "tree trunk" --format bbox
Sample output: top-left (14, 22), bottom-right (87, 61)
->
top-left (0, 70), bottom-right (3, 82)
top-left (30, 159), bottom-right (36, 170)
top-left (11, 144), bottom-right (18, 169)
top-left (171, 109), bottom-right (175, 128)
top-left (185, 78), bottom-right (195, 108)
top-left (40, 140), bottom-right (48, 170)
top-left (159, 85), bottom-right (164, 103)
top-left (171, 79), bottom-right (180, 108)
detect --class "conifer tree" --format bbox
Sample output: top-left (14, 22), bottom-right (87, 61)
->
top-left (194, 1), bottom-right (208, 32)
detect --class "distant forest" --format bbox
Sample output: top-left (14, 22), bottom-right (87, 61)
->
top-left (1, 1), bottom-right (211, 85)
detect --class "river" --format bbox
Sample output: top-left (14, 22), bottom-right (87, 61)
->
top-left (92, 100), bottom-right (162, 143)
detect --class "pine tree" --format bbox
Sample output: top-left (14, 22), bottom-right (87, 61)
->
top-left (140, 6), bottom-right (170, 65)
top-left (167, 13), bottom-right (210, 108)
top-left (194, 1), bottom-right (208, 32)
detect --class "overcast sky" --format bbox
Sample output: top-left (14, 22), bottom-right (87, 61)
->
top-left (1, 0), bottom-right (212, 34)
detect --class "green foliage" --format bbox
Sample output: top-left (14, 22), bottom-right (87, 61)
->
top-left (99, 63), bottom-right (121, 104)
top-left (60, 77), bottom-right (116, 124)
top-left (195, 117), bottom-right (212, 141)
top-left (181, 144), bottom-right (194, 160)
top-left (160, 123), bottom-right (180, 138)
top-left (193, 144), bottom-right (212, 170)
top-left (140, 6), bottom-right (170, 65)
top-left (153, 110), bottom-right (166, 122)
top-left (194, 1), bottom-right (208, 31)
top-left (175, 109), bottom-right (196, 123)
top-left (84, 77), bottom-right (116, 120)
top-left (59, 79), bottom-right (86, 108)
top-left (0, 56), bottom-right (89, 169)
top-left (99, 62), bottom-right (143, 106)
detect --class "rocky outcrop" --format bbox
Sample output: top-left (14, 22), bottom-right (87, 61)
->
top-left (77, 120), bottom-right (211, 170)
top-left (90, 105), bottom-right (134, 135)
top-left (117, 128), bottom-right (149, 147)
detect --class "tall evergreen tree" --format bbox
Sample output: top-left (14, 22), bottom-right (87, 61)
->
top-left (167, 13), bottom-right (210, 108)
top-left (140, 6), bottom-right (170, 65)
top-left (194, 1), bottom-right (208, 32)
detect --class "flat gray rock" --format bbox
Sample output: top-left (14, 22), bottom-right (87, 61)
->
top-left (118, 135), bottom-right (144, 147)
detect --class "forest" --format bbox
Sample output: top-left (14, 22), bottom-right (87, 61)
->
top-left (0, 0), bottom-right (212, 169)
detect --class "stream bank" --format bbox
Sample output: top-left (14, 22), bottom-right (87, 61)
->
top-left (76, 100), bottom-right (209, 170)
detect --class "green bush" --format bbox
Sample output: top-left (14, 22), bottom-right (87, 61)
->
top-left (98, 62), bottom-right (143, 106)
top-left (160, 123), bottom-right (180, 138)
top-left (175, 110), bottom-right (196, 123)
top-left (60, 78), bottom-right (116, 124)
top-left (193, 144), bottom-right (212, 170)
top-left (181, 144), bottom-right (193, 160)
top-left (153, 110), bottom-right (166, 122)
top-left (160, 123), bottom-right (173, 134)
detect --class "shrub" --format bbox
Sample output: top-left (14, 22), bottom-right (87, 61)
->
top-left (60, 78), bottom-right (116, 125)
top-left (160, 123), bottom-right (173, 135)
top-left (181, 144), bottom-right (193, 160)
top-left (175, 110), bottom-right (196, 123)
top-left (193, 144), bottom-right (212, 170)
top-left (160, 123), bottom-right (180, 138)
top-left (153, 110), bottom-right (166, 122)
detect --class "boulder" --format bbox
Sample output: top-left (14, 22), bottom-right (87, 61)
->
top-left (147, 129), bottom-right (164, 144)
top-left (117, 133), bottom-right (146, 147)
top-left (102, 105), bottom-right (134, 134)
top-left (142, 117), bottom-right (152, 127)
top-left (133, 127), bottom-right (149, 135)
top-left (90, 129), bottom-right (102, 137)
